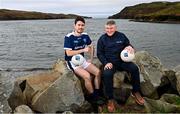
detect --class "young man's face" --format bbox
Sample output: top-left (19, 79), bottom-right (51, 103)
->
top-left (105, 24), bottom-right (117, 37)
top-left (74, 21), bottom-right (85, 34)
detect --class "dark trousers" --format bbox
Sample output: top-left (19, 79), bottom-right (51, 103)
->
top-left (102, 62), bottom-right (140, 99)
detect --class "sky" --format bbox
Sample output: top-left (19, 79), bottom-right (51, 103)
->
top-left (0, 0), bottom-right (179, 18)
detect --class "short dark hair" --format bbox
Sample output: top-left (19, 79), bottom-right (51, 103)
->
top-left (106, 20), bottom-right (116, 25)
top-left (74, 16), bottom-right (85, 24)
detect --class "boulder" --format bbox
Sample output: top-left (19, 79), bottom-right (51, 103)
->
top-left (31, 71), bottom-right (86, 112)
top-left (14, 105), bottom-right (33, 114)
top-left (113, 71), bottom-right (129, 88)
top-left (8, 59), bottom-right (91, 113)
top-left (134, 51), bottom-right (163, 98)
top-left (140, 80), bottom-right (158, 99)
top-left (162, 69), bottom-right (176, 90)
top-left (134, 51), bottom-right (163, 87)
top-left (157, 69), bottom-right (178, 96)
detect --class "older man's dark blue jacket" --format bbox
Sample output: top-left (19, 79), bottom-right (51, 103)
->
top-left (97, 31), bottom-right (132, 65)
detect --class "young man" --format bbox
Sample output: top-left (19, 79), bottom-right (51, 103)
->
top-left (64, 16), bottom-right (102, 103)
top-left (97, 20), bottom-right (144, 112)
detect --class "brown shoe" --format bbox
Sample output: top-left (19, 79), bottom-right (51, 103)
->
top-left (131, 92), bottom-right (145, 105)
top-left (107, 99), bottom-right (116, 113)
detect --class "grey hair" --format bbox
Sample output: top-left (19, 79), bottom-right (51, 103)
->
top-left (106, 20), bottom-right (116, 25)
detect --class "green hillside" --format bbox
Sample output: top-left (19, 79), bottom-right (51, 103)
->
top-left (0, 9), bottom-right (91, 20)
top-left (108, 2), bottom-right (180, 23)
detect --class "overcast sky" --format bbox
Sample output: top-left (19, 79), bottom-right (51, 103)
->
top-left (0, 0), bottom-right (179, 18)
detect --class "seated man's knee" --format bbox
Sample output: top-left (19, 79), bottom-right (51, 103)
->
top-left (129, 63), bottom-right (139, 73)
top-left (103, 69), bottom-right (114, 78)
top-left (133, 65), bottom-right (139, 72)
top-left (84, 74), bottom-right (91, 81)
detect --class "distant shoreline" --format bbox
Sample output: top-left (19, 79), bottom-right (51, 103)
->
top-left (0, 9), bottom-right (92, 21)
top-left (129, 19), bottom-right (180, 24)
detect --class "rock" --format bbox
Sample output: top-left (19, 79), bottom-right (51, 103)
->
top-left (157, 69), bottom-right (178, 96)
top-left (162, 68), bottom-right (176, 89)
top-left (62, 111), bottom-right (73, 114)
top-left (52, 58), bottom-right (67, 74)
top-left (140, 80), bottom-right (158, 99)
top-left (174, 65), bottom-right (180, 72)
top-left (160, 93), bottom-right (180, 106)
top-left (175, 71), bottom-right (180, 95)
top-left (8, 60), bottom-right (91, 113)
top-left (114, 87), bottom-right (131, 104)
top-left (134, 51), bottom-right (163, 98)
top-left (144, 94), bottom-right (180, 113)
top-left (8, 71), bottom-right (61, 111)
top-left (8, 79), bottom-right (27, 111)
top-left (134, 51), bottom-right (163, 87)
top-left (31, 71), bottom-right (86, 112)
top-left (113, 71), bottom-right (129, 88)
top-left (0, 72), bottom-right (13, 113)
top-left (14, 105), bottom-right (33, 114)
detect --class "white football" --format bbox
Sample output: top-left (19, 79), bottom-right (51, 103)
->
top-left (120, 49), bottom-right (135, 62)
top-left (71, 54), bottom-right (85, 66)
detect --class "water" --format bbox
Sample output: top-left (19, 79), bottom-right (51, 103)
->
top-left (0, 19), bottom-right (180, 112)
top-left (0, 19), bottom-right (180, 70)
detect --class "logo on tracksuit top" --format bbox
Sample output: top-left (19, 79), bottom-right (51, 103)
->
top-left (73, 37), bottom-right (86, 50)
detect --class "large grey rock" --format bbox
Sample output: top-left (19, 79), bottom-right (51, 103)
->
top-left (134, 51), bottom-right (163, 87)
top-left (134, 51), bottom-right (163, 98)
top-left (31, 70), bottom-right (85, 112)
top-left (8, 59), bottom-right (91, 113)
top-left (8, 71), bottom-right (61, 111)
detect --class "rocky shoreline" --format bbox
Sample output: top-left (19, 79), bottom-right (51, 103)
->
top-left (129, 19), bottom-right (180, 24)
top-left (1, 51), bottom-right (180, 113)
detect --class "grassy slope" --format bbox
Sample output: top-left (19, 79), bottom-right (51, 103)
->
top-left (108, 2), bottom-right (180, 22)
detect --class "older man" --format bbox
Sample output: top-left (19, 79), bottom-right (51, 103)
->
top-left (97, 20), bottom-right (144, 112)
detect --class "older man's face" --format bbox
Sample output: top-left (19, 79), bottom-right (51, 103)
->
top-left (105, 24), bottom-right (117, 37)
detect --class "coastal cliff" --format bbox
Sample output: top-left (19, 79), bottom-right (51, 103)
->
top-left (108, 2), bottom-right (180, 23)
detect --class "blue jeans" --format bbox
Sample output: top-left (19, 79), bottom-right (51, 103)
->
top-left (102, 62), bottom-right (140, 99)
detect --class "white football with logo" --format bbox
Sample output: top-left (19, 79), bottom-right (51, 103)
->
top-left (120, 49), bottom-right (135, 62)
top-left (71, 54), bottom-right (85, 66)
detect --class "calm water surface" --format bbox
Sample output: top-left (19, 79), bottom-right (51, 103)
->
top-left (0, 19), bottom-right (180, 112)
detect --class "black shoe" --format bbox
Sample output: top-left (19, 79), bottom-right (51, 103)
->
top-left (93, 96), bottom-right (106, 106)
